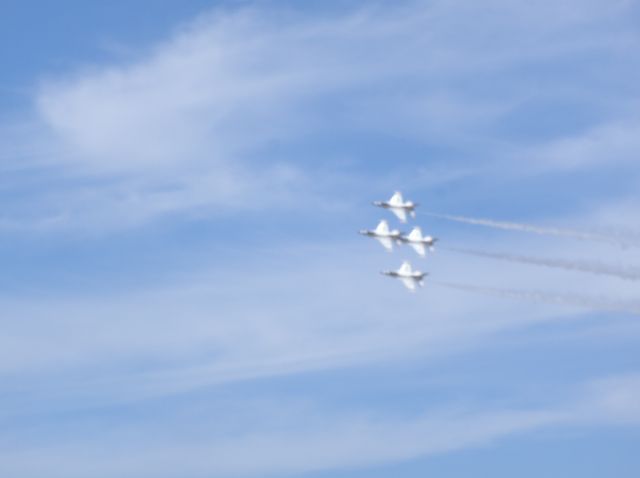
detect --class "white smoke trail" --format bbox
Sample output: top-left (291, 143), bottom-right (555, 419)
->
top-left (431, 280), bottom-right (640, 316)
top-left (424, 212), bottom-right (638, 248)
top-left (443, 246), bottom-right (640, 282)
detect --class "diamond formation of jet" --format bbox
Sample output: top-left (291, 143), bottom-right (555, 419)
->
top-left (362, 192), bottom-right (438, 291)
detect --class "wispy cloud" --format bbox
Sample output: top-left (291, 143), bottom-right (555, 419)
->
top-left (0, 408), bottom-right (561, 478)
top-left (1, 0), bottom-right (637, 230)
top-left (532, 120), bottom-right (640, 171)
top-left (2, 372), bottom-right (639, 478)
top-left (1, 1), bottom-right (639, 476)
top-left (2, 235), bottom-right (636, 415)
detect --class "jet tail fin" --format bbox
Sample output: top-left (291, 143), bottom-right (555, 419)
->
top-left (428, 237), bottom-right (438, 252)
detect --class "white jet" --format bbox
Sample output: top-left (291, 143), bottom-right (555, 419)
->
top-left (373, 191), bottom-right (417, 223)
top-left (381, 261), bottom-right (427, 292)
top-left (400, 226), bottom-right (438, 257)
top-left (359, 220), bottom-right (402, 251)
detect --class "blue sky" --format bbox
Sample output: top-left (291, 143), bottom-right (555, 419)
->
top-left (1, 1), bottom-right (640, 476)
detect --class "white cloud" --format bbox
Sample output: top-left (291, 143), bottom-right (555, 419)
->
top-left (580, 374), bottom-right (640, 423)
top-left (0, 408), bottom-right (561, 478)
top-left (1, 2), bottom-right (639, 475)
top-left (529, 120), bottom-right (640, 171)
top-left (1, 0), bottom-right (636, 229)
top-left (2, 230), bottom-right (638, 414)
top-left (2, 372), bottom-right (638, 478)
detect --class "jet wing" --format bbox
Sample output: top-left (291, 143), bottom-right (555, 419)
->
top-left (375, 236), bottom-right (394, 251)
top-left (390, 208), bottom-right (407, 223)
top-left (400, 277), bottom-right (417, 291)
top-left (409, 242), bottom-right (426, 257)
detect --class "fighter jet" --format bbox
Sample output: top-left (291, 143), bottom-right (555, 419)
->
top-left (359, 219), bottom-right (402, 251)
top-left (372, 191), bottom-right (417, 223)
top-left (381, 261), bottom-right (427, 292)
top-left (400, 226), bottom-right (438, 257)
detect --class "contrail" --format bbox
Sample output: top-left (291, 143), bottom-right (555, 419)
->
top-left (424, 212), bottom-right (637, 248)
top-left (431, 280), bottom-right (640, 316)
top-left (443, 246), bottom-right (640, 282)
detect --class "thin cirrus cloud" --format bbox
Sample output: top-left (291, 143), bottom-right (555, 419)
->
top-left (1, 236), bottom-right (637, 413)
top-left (1, 373), bottom-right (639, 478)
top-left (0, 408), bottom-right (562, 478)
top-left (0, 0), bottom-right (635, 230)
top-left (1, 1), bottom-right (639, 477)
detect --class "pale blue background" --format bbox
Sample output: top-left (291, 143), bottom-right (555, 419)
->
top-left (1, 1), bottom-right (639, 476)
